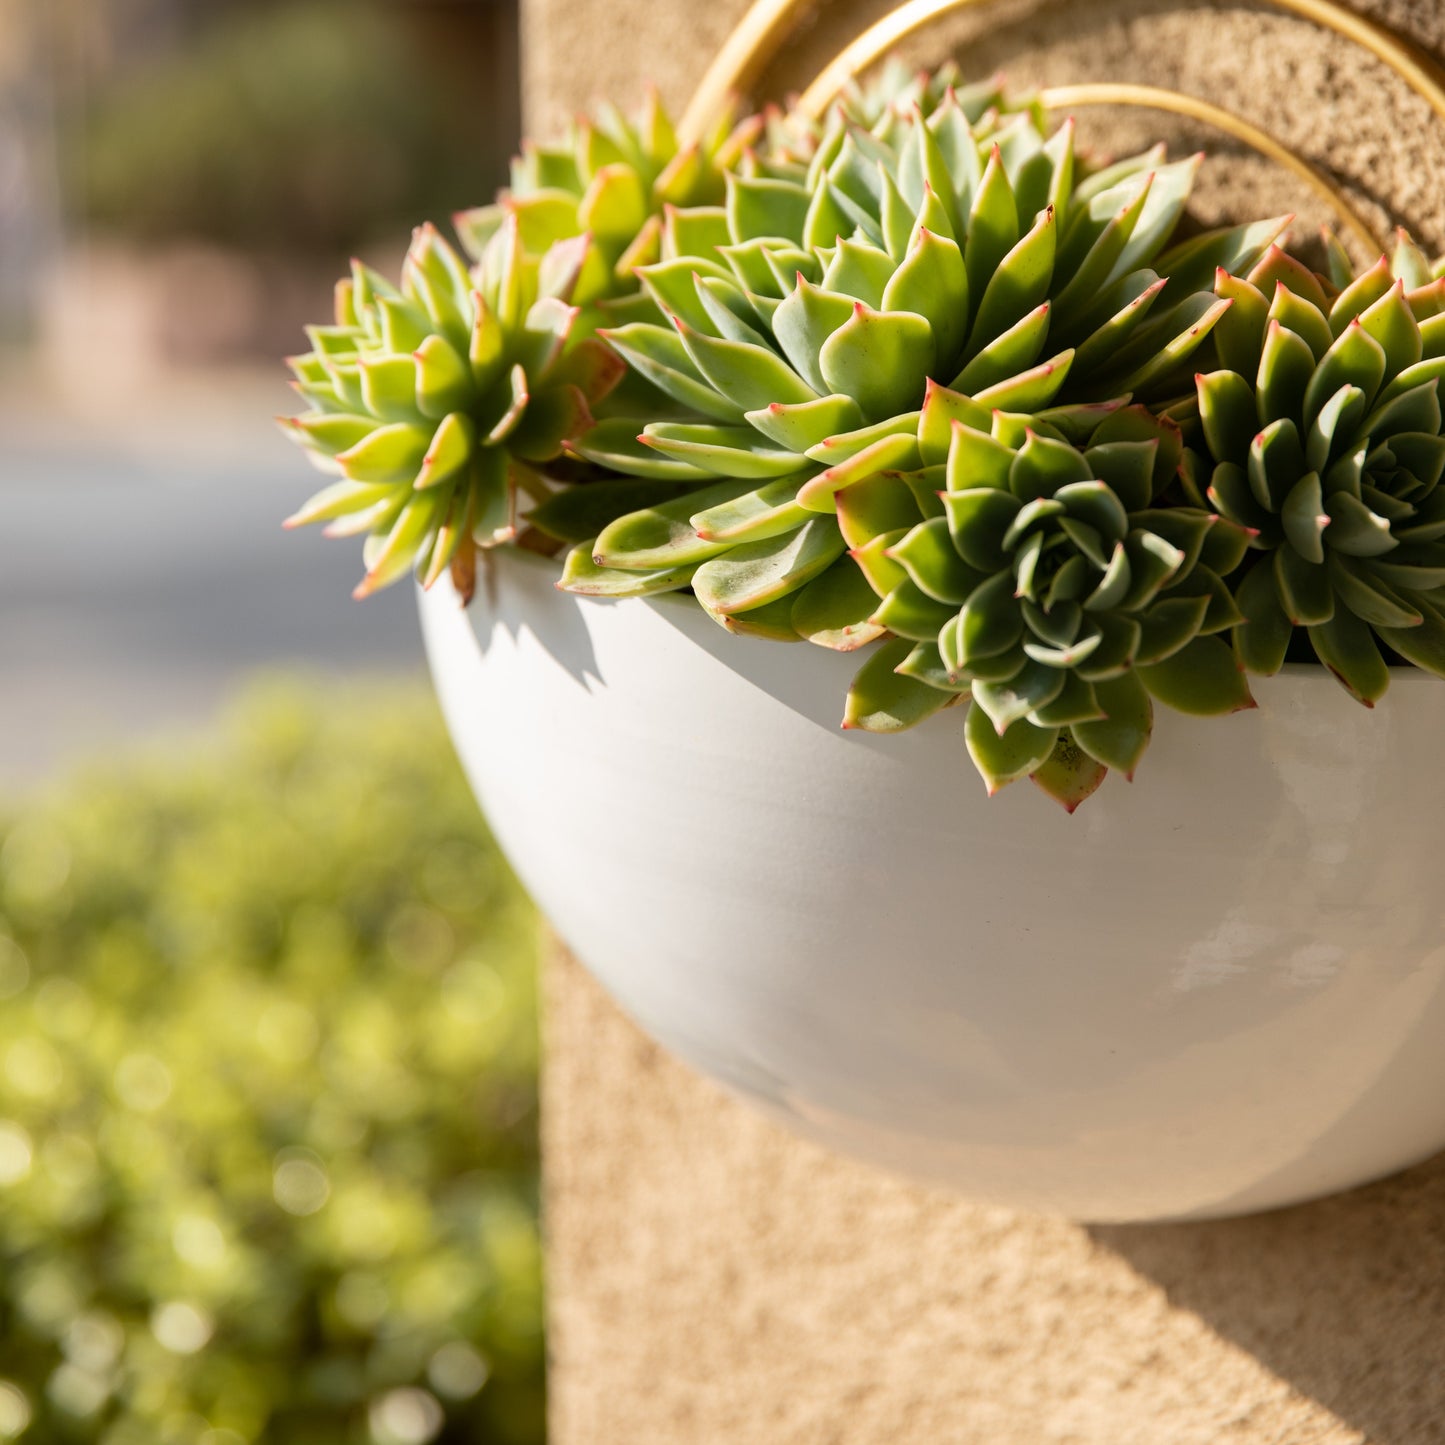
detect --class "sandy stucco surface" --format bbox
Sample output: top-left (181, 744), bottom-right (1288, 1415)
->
top-left (528, 3), bottom-right (1445, 1439)
top-left (545, 949), bottom-right (1445, 1444)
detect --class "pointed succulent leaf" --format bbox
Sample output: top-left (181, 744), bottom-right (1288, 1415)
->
top-left (693, 515), bottom-right (847, 615)
top-left (1213, 271), bottom-right (1270, 375)
top-left (691, 475), bottom-right (813, 542)
top-left (1031, 735), bottom-right (1109, 813)
top-left (567, 417), bottom-right (708, 480)
top-left (593, 478), bottom-right (756, 569)
top-left (844, 637), bottom-right (956, 732)
top-left (1310, 606), bottom-right (1391, 704)
top-left (871, 578), bottom-right (960, 640)
top-left (895, 638), bottom-right (971, 692)
top-left (837, 475), bottom-right (927, 552)
top-left (953, 303), bottom-right (1052, 395)
top-left (642, 422), bottom-right (804, 478)
top-left (1330, 256), bottom-right (1395, 334)
top-left (772, 278), bottom-right (857, 393)
top-left (881, 227), bottom-right (970, 362)
top-left (1071, 672), bottom-right (1153, 777)
top-left (1327, 551), bottom-right (1423, 628)
top-left (972, 351), bottom-right (1074, 413)
top-left (944, 488), bottom-right (1023, 571)
top-left (1137, 635), bottom-right (1255, 714)
top-left (558, 541), bottom-right (698, 596)
top-left (817, 304), bottom-right (936, 422)
top-left (1248, 246), bottom-right (1329, 311)
top-left (1257, 320), bottom-right (1316, 427)
top-left (1198, 369), bottom-right (1256, 463)
top-left (965, 205), bottom-right (1056, 358)
top-left (974, 662), bottom-right (1067, 734)
top-left (602, 323), bottom-right (748, 421)
top-left (677, 319), bottom-right (820, 411)
top-left (957, 570), bottom-right (1025, 662)
top-left (1376, 599), bottom-right (1445, 679)
top-left (964, 702), bottom-right (1059, 795)
top-left (415, 412), bottom-right (477, 490)
top-left (1154, 215), bottom-right (1290, 307)
top-left (792, 562), bottom-right (890, 650)
top-left (887, 516), bottom-right (986, 604)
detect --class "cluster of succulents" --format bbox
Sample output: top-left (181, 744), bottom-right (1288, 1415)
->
top-left (283, 66), bottom-right (1445, 810)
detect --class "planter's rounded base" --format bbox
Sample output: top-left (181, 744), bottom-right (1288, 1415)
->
top-left (421, 553), bottom-right (1445, 1222)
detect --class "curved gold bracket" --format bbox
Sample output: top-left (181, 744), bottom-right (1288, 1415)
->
top-left (678, 0), bottom-right (1445, 253)
top-left (1038, 82), bottom-right (1383, 255)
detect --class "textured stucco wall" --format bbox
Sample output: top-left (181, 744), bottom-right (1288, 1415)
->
top-left (545, 949), bottom-right (1445, 1445)
top-left (524, 2), bottom-right (1445, 1440)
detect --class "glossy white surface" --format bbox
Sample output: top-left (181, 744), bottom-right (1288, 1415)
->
top-left (420, 551), bottom-right (1445, 1222)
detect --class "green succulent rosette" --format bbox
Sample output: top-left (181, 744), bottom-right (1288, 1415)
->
top-left (1182, 233), bottom-right (1445, 702)
top-left (838, 384), bottom-right (1255, 808)
top-left (835, 58), bottom-right (987, 129)
top-left (448, 65), bottom-right (1013, 309)
top-left (453, 90), bottom-right (765, 310)
top-left (542, 99), bottom-right (1283, 638)
top-left (282, 220), bottom-right (622, 599)
top-left (768, 60), bottom-right (1030, 167)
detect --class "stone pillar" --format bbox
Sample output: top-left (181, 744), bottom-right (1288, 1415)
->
top-left (523, 3), bottom-right (1445, 1440)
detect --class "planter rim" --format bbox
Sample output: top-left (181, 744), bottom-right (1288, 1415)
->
top-left (473, 547), bottom-right (1438, 686)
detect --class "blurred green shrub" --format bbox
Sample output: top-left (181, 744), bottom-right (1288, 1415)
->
top-left (0, 683), bottom-right (543, 1445)
top-left (72, 1), bottom-right (512, 254)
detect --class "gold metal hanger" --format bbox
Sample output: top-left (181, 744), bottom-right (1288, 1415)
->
top-left (680, 0), bottom-right (1445, 256)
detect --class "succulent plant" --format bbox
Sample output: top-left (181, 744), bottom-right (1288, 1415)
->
top-left (837, 384), bottom-right (1256, 806)
top-left (281, 220), bottom-right (623, 600)
top-left (452, 90), bottom-right (766, 312)
top-left (834, 57), bottom-right (982, 129)
top-left (280, 62), bottom-right (1445, 815)
top-left (448, 67), bottom-right (1013, 305)
top-left (547, 99), bottom-right (1282, 640)
top-left (1182, 232), bottom-right (1445, 702)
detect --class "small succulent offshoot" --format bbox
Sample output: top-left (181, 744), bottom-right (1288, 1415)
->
top-left (452, 90), bottom-right (766, 315)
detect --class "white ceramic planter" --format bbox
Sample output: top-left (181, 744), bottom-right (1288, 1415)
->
top-left (420, 550), bottom-right (1445, 1222)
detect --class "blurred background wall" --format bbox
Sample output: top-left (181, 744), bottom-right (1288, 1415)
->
top-left (0, 0), bottom-right (520, 785)
top-left (2, 0), bottom-right (519, 362)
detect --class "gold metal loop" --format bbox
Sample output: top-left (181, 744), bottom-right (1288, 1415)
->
top-left (789, 0), bottom-right (1445, 127)
top-left (678, 0), bottom-right (1445, 253)
top-left (1037, 82), bottom-right (1384, 254)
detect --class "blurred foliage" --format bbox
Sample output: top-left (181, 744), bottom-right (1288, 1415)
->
top-left (70, 1), bottom-right (514, 253)
top-left (0, 683), bottom-right (544, 1445)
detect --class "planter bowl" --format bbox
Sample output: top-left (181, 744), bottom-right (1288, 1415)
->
top-left (421, 551), bottom-right (1445, 1222)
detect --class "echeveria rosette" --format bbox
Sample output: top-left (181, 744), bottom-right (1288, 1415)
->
top-left (770, 61), bottom-right (1036, 171)
top-left (1182, 235), bottom-right (1445, 703)
top-left (835, 58), bottom-right (987, 131)
top-left (453, 90), bottom-right (766, 304)
top-left (450, 66), bottom-right (1017, 305)
top-left (551, 103), bottom-right (1271, 635)
top-left (282, 220), bottom-right (622, 601)
top-left (842, 385), bottom-right (1257, 809)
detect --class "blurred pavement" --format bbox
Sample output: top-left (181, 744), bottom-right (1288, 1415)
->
top-left (0, 371), bottom-right (423, 789)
